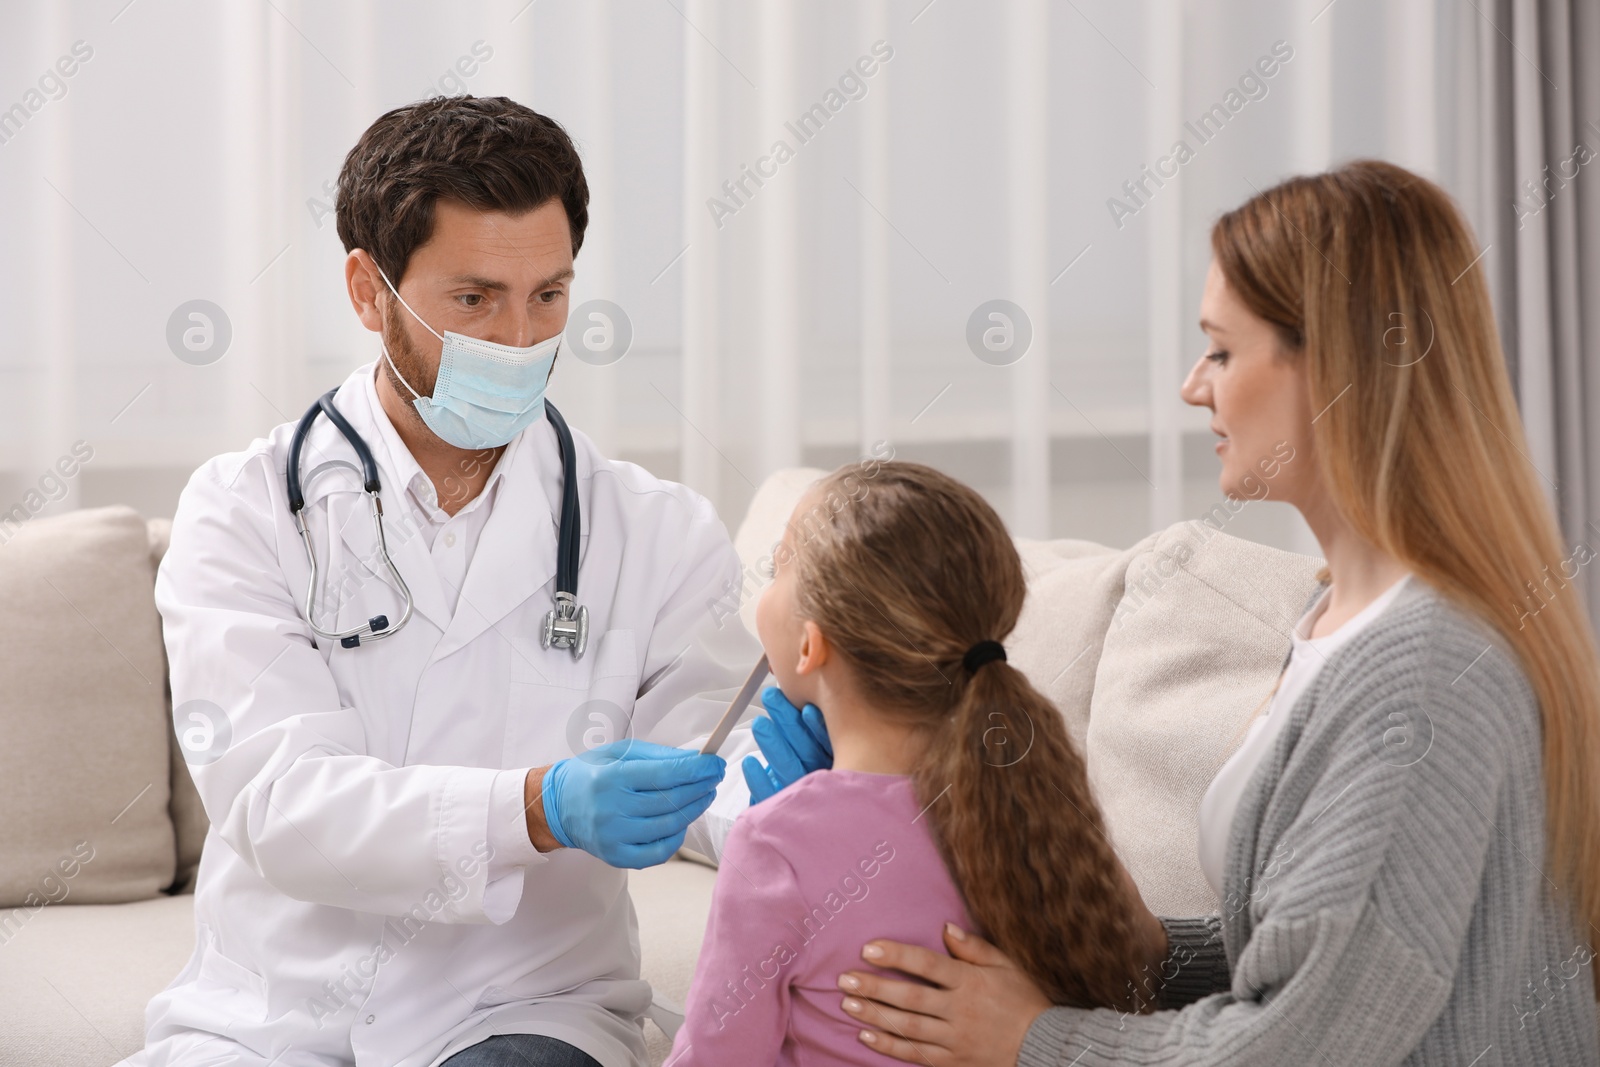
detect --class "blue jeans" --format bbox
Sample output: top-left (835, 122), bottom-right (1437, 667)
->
top-left (440, 1033), bottom-right (602, 1067)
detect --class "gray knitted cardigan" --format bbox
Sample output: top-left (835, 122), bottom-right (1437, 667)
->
top-left (1019, 578), bottom-right (1599, 1065)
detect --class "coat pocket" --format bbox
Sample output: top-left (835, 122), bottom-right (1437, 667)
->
top-left (506, 628), bottom-right (640, 764)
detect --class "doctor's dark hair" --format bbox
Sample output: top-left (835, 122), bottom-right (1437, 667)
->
top-left (788, 462), bottom-right (1154, 1012)
top-left (335, 94), bottom-right (589, 284)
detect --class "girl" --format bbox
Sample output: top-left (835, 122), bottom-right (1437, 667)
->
top-left (662, 461), bottom-right (1166, 1065)
top-left (839, 161), bottom-right (1600, 1065)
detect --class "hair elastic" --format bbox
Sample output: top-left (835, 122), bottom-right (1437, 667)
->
top-left (962, 640), bottom-right (1007, 672)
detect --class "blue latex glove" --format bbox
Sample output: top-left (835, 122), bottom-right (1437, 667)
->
top-left (741, 686), bottom-right (834, 804)
top-left (541, 739), bottom-right (725, 868)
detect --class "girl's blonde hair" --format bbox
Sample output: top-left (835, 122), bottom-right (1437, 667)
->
top-left (1212, 159), bottom-right (1600, 954)
top-left (789, 461), bottom-right (1151, 1011)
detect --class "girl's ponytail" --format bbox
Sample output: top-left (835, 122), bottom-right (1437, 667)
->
top-left (913, 647), bottom-right (1150, 1011)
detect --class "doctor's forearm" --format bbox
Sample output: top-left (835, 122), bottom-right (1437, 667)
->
top-left (523, 766), bottom-right (562, 852)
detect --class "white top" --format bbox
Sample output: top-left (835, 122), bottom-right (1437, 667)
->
top-left (1197, 573), bottom-right (1413, 896)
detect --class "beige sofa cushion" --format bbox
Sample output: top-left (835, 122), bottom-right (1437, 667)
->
top-left (1088, 520), bottom-right (1322, 916)
top-left (1010, 535), bottom-right (1154, 756)
top-left (0, 893), bottom-right (195, 1065)
top-left (0, 859), bottom-right (713, 1067)
top-left (0, 506), bottom-right (176, 907)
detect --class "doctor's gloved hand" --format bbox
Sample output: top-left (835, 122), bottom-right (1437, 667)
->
top-left (741, 686), bottom-right (833, 805)
top-left (540, 740), bottom-right (725, 869)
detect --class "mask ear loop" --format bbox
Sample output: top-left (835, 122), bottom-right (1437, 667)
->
top-left (373, 261), bottom-right (443, 404)
top-left (373, 262), bottom-right (445, 342)
top-left (381, 343), bottom-right (424, 403)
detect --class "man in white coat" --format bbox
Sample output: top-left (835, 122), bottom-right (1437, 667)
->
top-left (125, 96), bottom-right (831, 1067)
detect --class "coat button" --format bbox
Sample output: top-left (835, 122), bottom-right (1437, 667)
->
top-left (366, 1015), bottom-right (376, 1024)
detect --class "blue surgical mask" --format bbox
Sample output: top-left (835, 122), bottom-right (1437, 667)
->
top-left (375, 264), bottom-right (562, 450)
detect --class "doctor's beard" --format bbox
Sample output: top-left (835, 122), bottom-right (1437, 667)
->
top-left (377, 293), bottom-right (439, 436)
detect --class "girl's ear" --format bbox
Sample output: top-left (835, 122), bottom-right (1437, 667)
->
top-left (795, 619), bottom-right (830, 676)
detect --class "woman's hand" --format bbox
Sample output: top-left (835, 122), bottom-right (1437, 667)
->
top-left (837, 922), bottom-right (1052, 1066)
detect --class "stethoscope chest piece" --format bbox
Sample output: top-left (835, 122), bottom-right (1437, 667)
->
top-left (542, 591), bottom-right (589, 658)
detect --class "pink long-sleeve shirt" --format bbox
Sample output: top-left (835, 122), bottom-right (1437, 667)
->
top-left (663, 768), bottom-right (976, 1067)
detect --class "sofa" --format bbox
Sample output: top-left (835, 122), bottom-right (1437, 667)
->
top-left (0, 467), bottom-right (1322, 1067)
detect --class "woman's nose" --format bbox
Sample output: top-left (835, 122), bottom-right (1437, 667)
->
top-left (1179, 354), bottom-right (1210, 408)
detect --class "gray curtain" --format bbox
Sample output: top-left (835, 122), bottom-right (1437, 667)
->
top-left (1444, 0), bottom-right (1600, 628)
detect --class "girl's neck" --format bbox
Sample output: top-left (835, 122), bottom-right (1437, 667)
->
top-left (820, 687), bottom-right (927, 776)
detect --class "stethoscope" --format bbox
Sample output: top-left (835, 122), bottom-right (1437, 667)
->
top-left (285, 389), bottom-right (589, 657)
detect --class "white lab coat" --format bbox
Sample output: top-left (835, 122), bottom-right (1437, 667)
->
top-left (126, 362), bottom-right (765, 1067)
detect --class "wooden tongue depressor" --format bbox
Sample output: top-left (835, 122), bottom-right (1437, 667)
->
top-left (700, 654), bottom-right (771, 756)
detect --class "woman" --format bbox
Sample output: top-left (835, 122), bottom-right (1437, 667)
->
top-left (830, 160), bottom-right (1600, 1063)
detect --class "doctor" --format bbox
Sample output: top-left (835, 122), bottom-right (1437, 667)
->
top-left (127, 96), bottom-right (826, 1067)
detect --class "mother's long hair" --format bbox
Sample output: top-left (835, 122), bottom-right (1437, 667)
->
top-left (1213, 159), bottom-right (1600, 952)
top-left (788, 461), bottom-right (1150, 1010)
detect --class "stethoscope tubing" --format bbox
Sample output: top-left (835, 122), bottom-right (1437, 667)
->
top-left (286, 388), bottom-right (582, 652)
